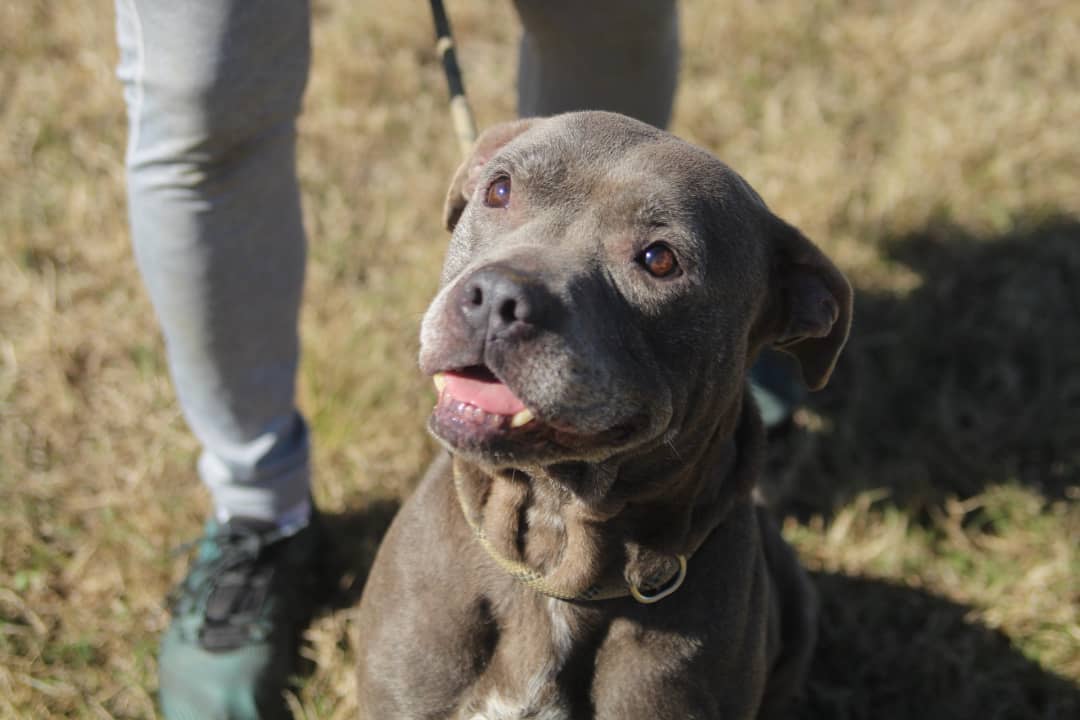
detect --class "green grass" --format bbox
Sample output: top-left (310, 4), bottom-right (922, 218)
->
top-left (1, 0), bottom-right (1078, 717)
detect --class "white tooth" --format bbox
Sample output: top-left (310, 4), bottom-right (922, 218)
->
top-left (510, 408), bottom-right (535, 428)
top-left (433, 373), bottom-right (446, 393)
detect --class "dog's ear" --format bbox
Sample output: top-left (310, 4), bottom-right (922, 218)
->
top-left (758, 215), bottom-right (853, 391)
top-left (443, 119), bottom-right (540, 232)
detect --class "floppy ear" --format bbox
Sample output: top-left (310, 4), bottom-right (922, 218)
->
top-left (442, 118), bottom-right (541, 232)
top-left (759, 216), bottom-right (853, 391)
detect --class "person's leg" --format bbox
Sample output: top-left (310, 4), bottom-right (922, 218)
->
top-left (514, 0), bottom-right (680, 129)
top-left (116, 0), bottom-right (317, 716)
top-left (118, 0), bottom-right (311, 525)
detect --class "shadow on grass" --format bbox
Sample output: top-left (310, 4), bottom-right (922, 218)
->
top-left (785, 215), bottom-right (1080, 519)
top-left (289, 498), bottom-right (401, 688)
top-left (313, 497), bottom-right (401, 613)
top-left (804, 572), bottom-right (1080, 719)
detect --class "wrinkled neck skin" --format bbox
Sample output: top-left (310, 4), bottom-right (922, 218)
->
top-left (453, 380), bottom-right (763, 599)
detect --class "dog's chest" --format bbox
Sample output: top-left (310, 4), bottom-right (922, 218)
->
top-left (458, 599), bottom-right (577, 720)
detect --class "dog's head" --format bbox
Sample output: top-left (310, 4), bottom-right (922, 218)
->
top-left (420, 112), bottom-right (851, 472)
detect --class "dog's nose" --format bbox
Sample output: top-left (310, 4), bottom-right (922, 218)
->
top-left (459, 266), bottom-right (552, 339)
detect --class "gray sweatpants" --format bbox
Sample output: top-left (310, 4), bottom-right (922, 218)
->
top-left (115, 0), bottom-right (679, 523)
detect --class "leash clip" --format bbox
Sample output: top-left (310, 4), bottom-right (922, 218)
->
top-left (629, 554), bottom-right (687, 604)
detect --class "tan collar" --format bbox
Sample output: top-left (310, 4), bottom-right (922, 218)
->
top-left (452, 464), bottom-right (688, 602)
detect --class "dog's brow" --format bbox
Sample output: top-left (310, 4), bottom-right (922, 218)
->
top-left (634, 191), bottom-right (700, 230)
top-left (490, 150), bottom-right (575, 208)
top-left (498, 147), bottom-right (537, 175)
top-left (636, 203), bottom-right (677, 228)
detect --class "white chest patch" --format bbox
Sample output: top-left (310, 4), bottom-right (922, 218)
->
top-left (464, 599), bottom-right (577, 720)
top-left (468, 693), bottom-right (570, 720)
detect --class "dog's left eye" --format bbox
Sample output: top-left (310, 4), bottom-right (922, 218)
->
top-left (639, 242), bottom-right (680, 278)
top-left (484, 175), bottom-right (511, 208)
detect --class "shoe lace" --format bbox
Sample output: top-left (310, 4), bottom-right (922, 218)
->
top-left (168, 523), bottom-right (297, 648)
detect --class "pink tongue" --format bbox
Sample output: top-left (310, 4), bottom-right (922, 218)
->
top-left (443, 372), bottom-right (527, 416)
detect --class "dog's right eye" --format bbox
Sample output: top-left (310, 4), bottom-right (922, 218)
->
top-left (639, 242), bottom-right (680, 278)
top-left (484, 175), bottom-right (511, 208)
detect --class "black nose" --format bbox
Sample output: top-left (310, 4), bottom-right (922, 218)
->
top-left (458, 266), bottom-right (553, 339)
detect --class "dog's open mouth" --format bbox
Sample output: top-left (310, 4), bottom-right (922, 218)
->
top-left (432, 365), bottom-right (537, 440)
top-left (428, 365), bottom-right (646, 462)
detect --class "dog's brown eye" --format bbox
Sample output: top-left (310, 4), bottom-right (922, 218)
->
top-left (484, 175), bottom-right (511, 208)
top-left (640, 243), bottom-right (679, 278)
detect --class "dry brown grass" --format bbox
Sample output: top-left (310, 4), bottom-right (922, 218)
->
top-left (1, 0), bottom-right (1078, 717)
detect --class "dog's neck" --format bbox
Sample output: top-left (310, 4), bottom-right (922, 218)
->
top-left (452, 386), bottom-right (763, 601)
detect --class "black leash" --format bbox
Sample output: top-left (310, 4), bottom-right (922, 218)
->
top-left (429, 0), bottom-right (478, 157)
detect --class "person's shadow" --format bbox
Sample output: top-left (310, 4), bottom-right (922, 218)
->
top-left (311, 215), bottom-right (1080, 717)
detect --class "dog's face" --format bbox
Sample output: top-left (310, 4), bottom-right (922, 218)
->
top-left (420, 112), bottom-right (851, 471)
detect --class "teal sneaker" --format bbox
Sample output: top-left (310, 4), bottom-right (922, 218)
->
top-left (159, 514), bottom-right (323, 720)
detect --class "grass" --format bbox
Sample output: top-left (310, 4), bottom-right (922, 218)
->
top-left (1, 0), bottom-right (1078, 717)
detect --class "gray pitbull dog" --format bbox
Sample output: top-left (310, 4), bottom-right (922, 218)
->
top-left (356, 112), bottom-right (852, 719)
